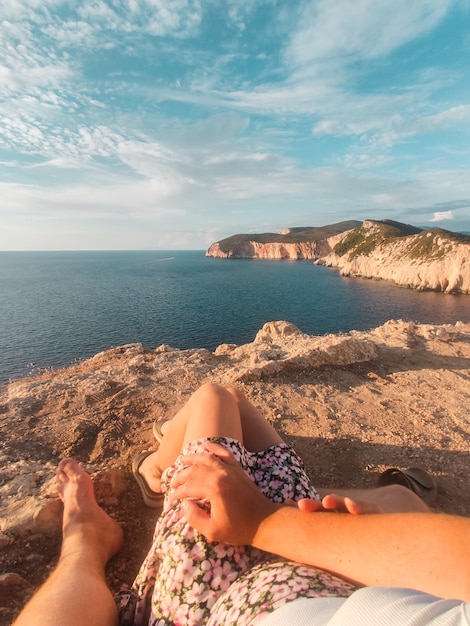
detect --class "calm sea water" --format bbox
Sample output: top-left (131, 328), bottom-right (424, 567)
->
top-left (0, 250), bottom-right (468, 383)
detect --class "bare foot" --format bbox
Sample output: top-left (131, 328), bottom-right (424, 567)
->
top-left (138, 451), bottom-right (163, 493)
top-left (56, 459), bottom-right (123, 566)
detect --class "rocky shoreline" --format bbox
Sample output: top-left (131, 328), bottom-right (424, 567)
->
top-left (1, 319), bottom-right (470, 623)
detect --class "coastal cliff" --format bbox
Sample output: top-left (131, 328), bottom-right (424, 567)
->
top-left (206, 219), bottom-right (470, 294)
top-left (205, 220), bottom-right (361, 259)
top-left (317, 220), bottom-right (470, 294)
top-left (207, 239), bottom-right (327, 259)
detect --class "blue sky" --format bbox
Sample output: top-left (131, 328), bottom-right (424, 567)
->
top-left (1, 0), bottom-right (470, 250)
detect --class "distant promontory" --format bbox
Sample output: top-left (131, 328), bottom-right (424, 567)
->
top-left (206, 219), bottom-right (470, 294)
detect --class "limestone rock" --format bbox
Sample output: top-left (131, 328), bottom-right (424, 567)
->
top-left (213, 320), bottom-right (378, 382)
top-left (33, 498), bottom-right (63, 537)
top-left (254, 321), bottom-right (303, 342)
top-left (317, 222), bottom-right (470, 294)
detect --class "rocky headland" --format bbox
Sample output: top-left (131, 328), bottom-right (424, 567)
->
top-left (206, 219), bottom-right (470, 294)
top-left (206, 220), bottom-right (361, 261)
top-left (1, 319), bottom-right (470, 623)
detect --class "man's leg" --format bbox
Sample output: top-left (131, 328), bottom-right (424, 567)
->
top-left (13, 459), bottom-right (123, 626)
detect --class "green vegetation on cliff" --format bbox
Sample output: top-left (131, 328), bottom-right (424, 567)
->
top-left (216, 220), bottom-right (361, 254)
top-left (333, 220), bottom-right (422, 258)
top-left (406, 228), bottom-right (470, 261)
top-left (212, 219), bottom-right (470, 264)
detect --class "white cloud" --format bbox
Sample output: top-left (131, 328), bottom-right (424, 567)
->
top-left (75, 0), bottom-right (203, 38)
top-left (204, 152), bottom-right (268, 165)
top-left (431, 211), bottom-right (454, 221)
top-left (29, 157), bottom-right (91, 169)
top-left (418, 105), bottom-right (470, 132)
top-left (1, 0), bottom-right (469, 249)
top-left (2, 160), bottom-right (470, 249)
top-left (0, 0), bottom-right (64, 19)
top-left (0, 114), bottom-right (125, 163)
top-left (286, 0), bottom-right (453, 67)
top-left (0, 178), bottom-right (185, 218)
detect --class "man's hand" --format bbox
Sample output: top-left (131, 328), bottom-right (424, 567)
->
top-left (171, 441), bottom-right (278, 544)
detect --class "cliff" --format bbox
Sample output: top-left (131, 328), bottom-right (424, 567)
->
top-left (2, 319), bottom-right (470, 623)
top-left (207, 239), bottom-right (328, 259)
top-left (206, 220), bottom-right (361, 259)
top-left (206, 219), bottom-right (470, 294)
top-left (317, 221), bottom-right (470, 294)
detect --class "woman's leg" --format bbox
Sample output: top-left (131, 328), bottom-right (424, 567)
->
top-left (138, 383), bottom-right (243, 492)
top-left (226, 387), bottom-right (284, 452)
top-left (14, 459), bottom-right (123, 626)
top-left (131, 385), bottom-right (318, 626)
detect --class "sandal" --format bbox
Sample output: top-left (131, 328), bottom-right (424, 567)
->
top-left (377, 467), bottom-right (437, 505)
top-left (132, 451), bottom-right (164, 508)
top-left (153, 418), bottom-right (171, 444)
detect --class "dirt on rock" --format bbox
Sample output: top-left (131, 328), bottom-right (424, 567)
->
top-left (1, 319), bottom-right (469, 624)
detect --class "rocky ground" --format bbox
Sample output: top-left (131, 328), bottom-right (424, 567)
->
top-left (1, 319), bottom-right (469, 624)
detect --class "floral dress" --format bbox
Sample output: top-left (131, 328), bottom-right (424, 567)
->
top-left (118, 437), bottom-right (356, 625)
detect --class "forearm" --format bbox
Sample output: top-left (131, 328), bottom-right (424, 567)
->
top-left (171, 445), bottom-right (470, 601)
top-left (253, 507), bottom-right (470, 601)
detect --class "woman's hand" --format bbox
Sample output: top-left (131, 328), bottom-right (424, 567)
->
top-left (290, 495), bottom-right (382, 514)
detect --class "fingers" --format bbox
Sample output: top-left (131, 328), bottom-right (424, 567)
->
top-left (181, 500), bottom-right (212, 537)
top-left (321, 494), bottom-right (348, 511)
top-left (297, 498), bottom-right (325, 513)
top-left (172, 443), bottom-right (243, 497)
top-left (343, 497), bottom-right (361, 515)
top-left (321, 494), bottom-right (382, 515)
top-left (171, 465), bottom-right (212, 500)
top-left (175, 443), bottom-right (237, 473)
top-left (204, 441), bottom-right (239, 465)
top-left (321, 494), bottom-right (360, 513)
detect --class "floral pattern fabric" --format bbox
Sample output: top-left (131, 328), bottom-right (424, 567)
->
top-left (117, 437), bottom-right (356, 626)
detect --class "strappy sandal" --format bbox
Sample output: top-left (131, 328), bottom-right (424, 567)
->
top-left (132, 451), bottom-right (164, 509)
top-left (152, 418), bottom-right (171, 444)
top-left (377, 467), bottom-right (438, 505)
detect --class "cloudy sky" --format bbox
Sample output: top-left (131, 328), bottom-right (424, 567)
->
top-left (1, 0), bottom-right (470, 250)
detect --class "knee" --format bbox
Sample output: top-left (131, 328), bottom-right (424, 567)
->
top-left (193, 382), bottom-right (230, 402)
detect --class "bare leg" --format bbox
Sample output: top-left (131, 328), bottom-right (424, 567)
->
top-left (226, 387), bottom-right (284, 452)
top-left (140, 385), bottom-right (428, 514)
top-left (13, 459), bottom-right (123, 626)
top-left (139, 383), bottom-right (243, 492)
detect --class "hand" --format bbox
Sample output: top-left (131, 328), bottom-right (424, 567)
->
top-left (322, 494), bottom-right (383, 514)
top-left (290, 495), bottom-right (382, 515)
top-left (170, 441), bottom-right (278, 544)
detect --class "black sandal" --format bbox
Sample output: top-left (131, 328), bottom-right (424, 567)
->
top-left (132, 451), bottom-right (164, 509)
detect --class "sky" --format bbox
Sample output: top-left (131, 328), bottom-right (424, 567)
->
top-left (1, 0), bottom-right (470, 250)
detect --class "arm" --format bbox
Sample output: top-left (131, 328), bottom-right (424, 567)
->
top-left (254, 502), bottom-right (470, 601)
top-left (171, 442), bottom-right (470, 602)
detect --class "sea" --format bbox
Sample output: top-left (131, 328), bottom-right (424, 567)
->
top-left (0, 250), bottom-right (468, 384)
